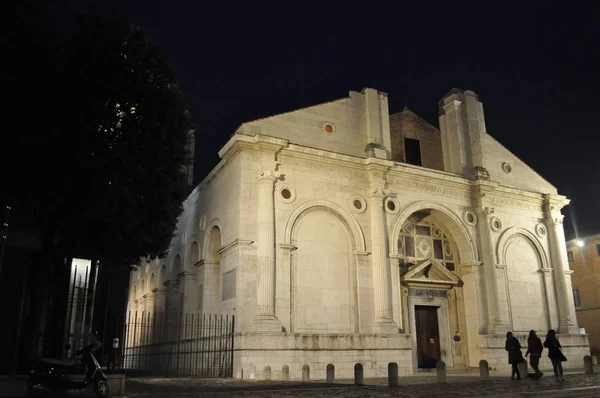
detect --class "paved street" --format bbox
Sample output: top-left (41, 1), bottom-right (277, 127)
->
top-left (123, 373), bottom-right (600, 398)
top-left (3, 370), bottom-right (600, 397)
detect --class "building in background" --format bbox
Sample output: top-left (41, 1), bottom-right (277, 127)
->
top-left (125, 88), bottom-right (590, 380)
top-left (567, 234), bottom-right (600, 358)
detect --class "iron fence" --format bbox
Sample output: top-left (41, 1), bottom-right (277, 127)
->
top-left (122, 311), bottom-right (234, 377)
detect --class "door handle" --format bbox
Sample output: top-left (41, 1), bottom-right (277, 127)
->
top-left (429, 338), bottom-right (435, 344)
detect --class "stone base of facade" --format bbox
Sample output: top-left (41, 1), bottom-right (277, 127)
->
top-left (234, 332), bottom-right (413, 380)
top-left (479, 333), bottom-right (590, 372)
top-left (233, 332), bottom-right (590, 380)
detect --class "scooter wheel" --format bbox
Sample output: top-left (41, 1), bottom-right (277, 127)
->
top-left (94, 380), bottom-right (110, 397)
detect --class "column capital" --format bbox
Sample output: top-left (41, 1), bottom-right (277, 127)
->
top-left (369, 187), bottom-right (387, 199)
top-left (547, 215), bottom-right (564, 226)
top-left (258, 169), bottom-right (281, 183)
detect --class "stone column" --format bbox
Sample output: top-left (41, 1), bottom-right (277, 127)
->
top-left (475, 206), bottom-right (508, 333)
top-left (546, 215), bottom-right (579, 334)
top-left (369, 188), bottom-right (397, 333)
top-left (251, 169), bottom-right (282, 332)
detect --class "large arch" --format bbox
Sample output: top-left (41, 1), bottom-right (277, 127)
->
top-left (185, 241), bottom-right (200, 270)
top-left (390, 201), bottom-right (478, 263)
top-left (171, 255), bottom-right (182, 280)
top-left (496, 227), bottom-right (549, 268)
top-left (497, 227), bottom-right (550, 331)
top-left (283, 199), bottom-right (366, 251)
top-left (203, 218), bottom-right (224, 260)
top-left (285, 199), bottom-right (360, 333)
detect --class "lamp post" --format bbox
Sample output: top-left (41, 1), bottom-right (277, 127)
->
top-left (0, 205), bottom-right (11, 277)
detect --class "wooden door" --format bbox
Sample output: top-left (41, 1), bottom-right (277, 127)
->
top-left (415, 305), bottom-right (441, 369)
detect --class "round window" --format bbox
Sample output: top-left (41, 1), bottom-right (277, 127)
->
top-left (387, 200), bottom-right (396, 211)
top-left (281, 188), bottom-right (291, 199)
top-left (353, 199), bottom-right (362, 210)
top-left (325, 124), bottom-right (333, 133)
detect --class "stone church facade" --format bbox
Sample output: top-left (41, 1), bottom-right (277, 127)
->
top-left (128, 88), bottom-right (589, 379)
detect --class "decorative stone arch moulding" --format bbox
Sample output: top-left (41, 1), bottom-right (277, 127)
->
top-left (171, 254), bottom-right (183, 281)
top-left (202, 218), bottom-right (224, 261)
top-left (283, 199), bottom-right (366, 252)
top-left (185, 240), bottom-right (202, 270)
top-left (496, 227), bottom-right (549, 268)
top-left (390, 200), bottom-right (479, 263)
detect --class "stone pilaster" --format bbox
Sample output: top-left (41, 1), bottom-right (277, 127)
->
top-left (475, 206), bottom-right (508, 333)
top-left (251, 169), bottom-right (282, 332)
top-left (368, 187), bottom-right (397, 333)
top-left (546, 214), bottom-right (579, 334)
top-left (540, 268), bottom-right (559, 330)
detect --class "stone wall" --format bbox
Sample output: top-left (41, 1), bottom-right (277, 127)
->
top-left (389, 109), bottom-right (444, 171)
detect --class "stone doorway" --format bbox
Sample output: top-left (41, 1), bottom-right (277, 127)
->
top-left (415, 305), bottom-right (441, 368)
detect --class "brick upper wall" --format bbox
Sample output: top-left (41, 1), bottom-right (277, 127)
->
top-left (389, 108), bottom-right (444, 171)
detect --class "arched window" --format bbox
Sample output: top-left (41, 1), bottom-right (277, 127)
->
top-left (397, 215), bottom-right (456, 272)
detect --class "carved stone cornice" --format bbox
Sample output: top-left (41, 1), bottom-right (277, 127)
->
top-left (353, 250), bottom-right (370, 257)
top-left (279, 243), bottom-right (297, 252)
top-left (218, 239), bottom-right (254, 255)
top-left (389, 176), bottom-right (474, 200)
top-left (538, 268), bottom-right (554, 274)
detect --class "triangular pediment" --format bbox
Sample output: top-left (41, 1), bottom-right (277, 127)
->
top-left (401, 258), bottom-right (462, 289)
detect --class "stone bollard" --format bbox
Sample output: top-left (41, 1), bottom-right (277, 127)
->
top-left (326, 364), bottom-right (335, 384)
top-left (436, 360), bottom-right (447, 383)
top-left (593, 356), bottom-right (598, 365)
top-left (584, 355), bottom-right (594, 375)
top-left (302, 364), bottom-right (310, 381)
top-left (354, 363), bottom-right (364, 386)
top-left (282, 365), bottom-right (289, 381)
top-left (479, 360), bottom-right (489, 380)
top-left (264, 365), bottom-right (272, 381)
top-left (388, 362), bottom-right (399, 387)
top-left (518, 360), bottom-right (528, 378)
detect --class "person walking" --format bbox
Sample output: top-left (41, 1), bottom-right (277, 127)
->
top-left (525, 330), bottom-right (543, 379)
top-left (544, 329), bottom-right (567, 382)
top-left (505, 331), bottom-right (524, 380)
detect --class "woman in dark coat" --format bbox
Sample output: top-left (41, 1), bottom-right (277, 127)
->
top-left (505, 331), bottom-right (523, 380)
top-left (525, 330), bottom-right (543, 379)
top-left (544, 329), bottom-right (567, 381)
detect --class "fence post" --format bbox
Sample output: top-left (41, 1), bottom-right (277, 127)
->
top-left (354, 363), bottom-right (364, 385)
top-left (326, 364), bottom-right (335, 383)
top-left (388, 362), bottom-right (398, 387)
top-left (479, 360), bottom-right (489, 380)
top-left (584, 355), bottom-right (594, 374)
top-left (436, 360), bottom-right (446, 383)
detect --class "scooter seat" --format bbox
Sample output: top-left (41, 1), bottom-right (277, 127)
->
top-left (40, 357), bottom-right (77, 366)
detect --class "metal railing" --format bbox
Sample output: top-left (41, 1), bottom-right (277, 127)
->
top-left (122, 311), bottom-right (234, 378)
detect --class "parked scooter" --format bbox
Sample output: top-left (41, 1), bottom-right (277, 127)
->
top-left (26, 334), bottom-right (110, 397)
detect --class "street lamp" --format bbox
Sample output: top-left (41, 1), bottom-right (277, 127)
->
top-left (576, 240), bottom-right (584, 248)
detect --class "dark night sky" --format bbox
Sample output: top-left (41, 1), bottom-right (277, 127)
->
top-left (56, 1), bottom-right (599, 240)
